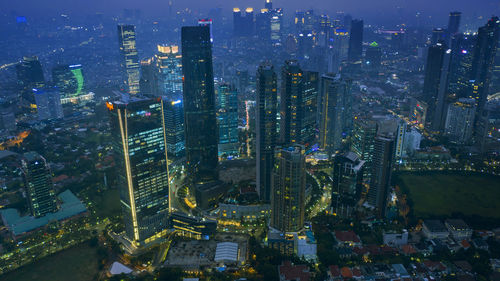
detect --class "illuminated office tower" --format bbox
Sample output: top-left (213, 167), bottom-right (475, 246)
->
top-left (182, 26), bottom-right (218, 183)
top-left (198, 19), bottom-right (213, 43)
top-left (280, 60), bottom-right (303, 145)
top-left (156, 44), bottom-right (182, 99)
top-left (319, 74), bottom-right (352, 155)
top-left (444, 98), bottom-right (476, 144)
top-left (348, 19), bottom-right (363, 63)
top-left (52, 64), bottom-right (85, 103)
top-left (256, 62), bottom-right (278, 202)
top-left (217, 83), bottom-right (239, 157)
top-left (351, 118), bottom-right (377, 184)
top-left (139, 58), bottom-right (159, 97)
top-left (328, 28), bottom-right (349, 73)
top-left (270, 8), bottom-right (283, 45)
top-left (16, 56), bottom-right (45, 105)
top-left (367, 136), bottom-right (395, 218)
top-left (422, 43), bottom-right (451, 131)
top-left (163, 99), bottom-right (185, 157)
top-left (469, 17), bottom-right (499, 115)
top-left (271, 145), bottom-right (306, 233)
top-left (108, 98), bottom-right (170, 247)
top-left (295, 11), bottom-right (305, 33)
top-left (33, 88), bottom-right (63, 121)
top-left (22, 152), bottom-right (57, 218)
top-left (117, 24), bottom-right (140, 94)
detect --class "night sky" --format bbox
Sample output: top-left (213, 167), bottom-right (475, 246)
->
top-left (5, 0), bottom-right (500, 20)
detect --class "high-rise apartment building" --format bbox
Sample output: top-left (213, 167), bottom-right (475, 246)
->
top-left (271, 145), bottom-right (306, 233)
top-left (163, 99), bottom-right (185, 157)
top-left (351, 118), bottom-right (377, 184)
top-left (331, 152), bottom-right (365, 218)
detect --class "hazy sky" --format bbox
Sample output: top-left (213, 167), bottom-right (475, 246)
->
top-left (4, 0), bottom-right (500, 23)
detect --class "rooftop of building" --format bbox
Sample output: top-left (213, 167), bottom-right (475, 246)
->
top-left (423, 220), bottom-right (448, 233)
top-left (214, 242), bottom-right (238, 263)
top-left (0, 189), bottom-right (87, 236)
top-left (445, 219), bottom-right (471, 231)
top-left (279, 261), bottom-right (311, 281)
top-left (335, 230), bottom-right (361, 243)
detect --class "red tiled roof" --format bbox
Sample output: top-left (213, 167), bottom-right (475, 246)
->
top-left (335, 230), bottom-right (361, 243)
top-left (279, 261), bottom-right (311, 281)
top-left (461, 240), bottom-right (471, 249)
top-left (329, 265), bottom-right (341, 277)
top-left (341, 267), bottom-right (353, 278)
top-left (401, 244), bottom-right (417, 255)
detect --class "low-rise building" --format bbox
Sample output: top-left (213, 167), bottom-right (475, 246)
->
top-left (445, 219), bottom-right (472, 241)
top-left (383, 230), bottom-right (409, 246)
top-left (334, 230), bottom-right (362, 247)
top-left (169, 212), bottom-right (217, 240)
top-left (422, 220), bottom-right (449, 240)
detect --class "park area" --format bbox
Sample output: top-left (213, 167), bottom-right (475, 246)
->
top-left (394, 171), bottom-right (500, 220)
top-left (2, 242), bottom-right (100, 281)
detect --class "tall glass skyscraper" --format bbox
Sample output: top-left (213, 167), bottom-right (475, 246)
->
top-left (156, 45), bottom-right (182, 99)
top-left (181, 26), bottom-right (218, 183)
top-left (117, 25), bottom-right (140, 94)
top-left (319, 74), bottom-right (352, 155)
top-left (348, 19), bottom-right (363, 63)
top-left (163, 99), bottom-right (185, 158)
top-left (22, 152), bottom-right (58, 218)
top-left (108, 97), bottom-right (170, 247)
top-left (469, 17), bottom-right (499, 115)
top-left (216, 83), bottom-right (239, 157)
top-left (271, 145), bottom-right (306, 233)
top-left (16, 56), bottom-right (45, 105)
top-left (256, 62), bottom-right (278, 202)
top-left (280, 60), bottom-right (303, 145)
top-left (367, 136), bottom-right (395, 218)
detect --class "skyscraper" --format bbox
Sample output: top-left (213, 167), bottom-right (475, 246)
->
top-left (328, 28), bottom-right (350, 73)
top-left (302, 71), bottom-right (319, 146)
top-left (332, 152), bottom-right (365, 218)
top-left (448, 12), bottom-right (461, 32)
top-left (182, 26), bottom-right (218, 183)
top-left (156, 44), bottom-right (183, 99)
top-left (163, 99), bottom-right (185, 158)
top-left (22, 152), bottom-right (58, 218)
top-left (469, 17), bottom-right (499, 115)
top-left (280, 60), bottom-right (308, 145)
top-left (52, 64), bottom-right (85, 104)
top-left (271, 145), bottom-right (306, 233)
top-left (16, 56), bottom-right (45, 105)
top-left (108, 97), bottom-right (170, 247)
top-left (233, 8), bottom-right (254, 37)
top-left (256, 62), bottom-right (278, 202)
top-left (117, 25), bottom-right (140, 94)
top-left (447, 11), bottom-right (461, 41)
top-left (33, 88), bottom-right (63, 121)
top-left (351, 118), bottom-right (377, 184)
top-left (270, 8), bottom-right (283, 45)
top-left (448, 34), bottom-right (475, 99)
top-left (255, 9), bottom-right (271, 42)
top-left (444, 98), bottom-right (476, 144)
top-left (319, 74), bottom-right (352, 155)
top-left (139, 58), bottom-right (159, 97)
top-left (367, 136), bottom-right (395, 218)
top-left (265, 0), bottom-right (272, 10)
top-left (364, 42), bottom-right (382, 71)
top-left (348, 19), bottom-right (363, 63)
top-left (217, 83), bottom-right (239, 157)
top-left (422, 43), bottom-right (451, 131)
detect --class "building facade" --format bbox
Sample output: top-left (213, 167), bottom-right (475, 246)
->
top-left (117, 25), bottom-right (140, 94)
